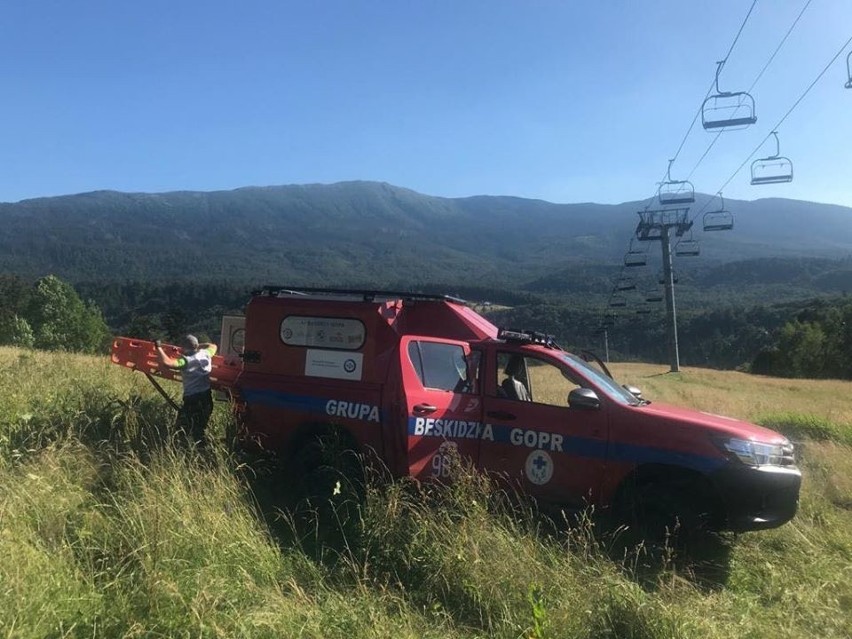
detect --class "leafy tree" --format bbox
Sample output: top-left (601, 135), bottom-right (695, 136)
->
top-left (775, 321), bottom-right (827, 378)
top-left (0, 314), bottom-right (35, 347)
top-left (25, 275), bottom-right (110, 353)
top-left (124, 314), bottom-right (162, 341)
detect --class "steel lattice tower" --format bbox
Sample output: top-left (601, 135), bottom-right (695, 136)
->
top-left (635, 208), bottom-right (692, 372)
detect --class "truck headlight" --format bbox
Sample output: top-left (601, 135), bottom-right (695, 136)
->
top-left (716, 437), bottom-right (795, 467)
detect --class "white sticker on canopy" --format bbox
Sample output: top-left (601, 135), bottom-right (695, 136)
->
top-left (280, 316), bottom-right (365, 350)
top-left (305, 349), bottom-right (364, 381)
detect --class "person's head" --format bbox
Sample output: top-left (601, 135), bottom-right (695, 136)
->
top-left (182, 334), bottom-right (199, 353)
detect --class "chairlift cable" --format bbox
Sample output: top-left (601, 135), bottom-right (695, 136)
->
top-left (746, 0), bottom-right (812, 95)
top-left (719, 0), bottom-right (759, 66)
top-left (686, 0), bottom-right (813, 182)
top-left (692, 32), bottom-right (852, 220)
top-left (662, 0), bottom-right (758, 178)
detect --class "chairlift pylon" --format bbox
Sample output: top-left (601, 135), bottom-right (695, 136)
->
top-left (703, 192), bottom-right (734, 232)
top-left (658, 159), bottom-right (695, 205)
top-left (750, 131), bottom-right (793, 185)
top-left (658, 269), bottom-right (678, 285)
top-left (701, 60), bottom-right (757, 130)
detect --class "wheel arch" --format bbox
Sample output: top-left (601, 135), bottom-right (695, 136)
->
top-left (613, 462), bottom-right (726, 524)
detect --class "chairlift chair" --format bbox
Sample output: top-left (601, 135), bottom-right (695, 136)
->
top-left (615, 276), bottom-right (637, 291)
top-left (701, 61), bottom-right (757, 130)
top-left (609, 295), bottom-right (627, 308)
top-left (624, 240), bottom-right (648, 267)
top-left (675, 233), bottom-right (700, 257)
top-left (703, 193), bottom-right (734, 231)
top-left (635, 307), bottom-right (651, 315)
top-left (658, 160), bottom-right (695, 205)
top-left (624, 251), bottom-right (647, 268)
top-left (646, 291), bottom-right (664, 303)
top-left (750, 131), bottom-right (793, 185)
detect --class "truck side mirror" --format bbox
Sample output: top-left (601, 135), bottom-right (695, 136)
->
top-left (568, 388), bottom-right (600, 410)
top-left (623, 385), bottom-right (643, 400)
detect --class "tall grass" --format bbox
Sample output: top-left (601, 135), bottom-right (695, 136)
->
top-left (1, 347), bottom-right (851, 638)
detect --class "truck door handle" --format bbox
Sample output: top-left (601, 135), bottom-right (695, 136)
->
top-left (486, 410), bottom-right (516, 421)
top-left (413, 404), bottom-right (437, 415)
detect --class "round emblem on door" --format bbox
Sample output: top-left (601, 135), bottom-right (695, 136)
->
top-left (524, 450), bottom-right (554, 485)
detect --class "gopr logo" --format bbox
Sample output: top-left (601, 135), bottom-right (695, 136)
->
top-left (525, 450), bottom-right (554, 485)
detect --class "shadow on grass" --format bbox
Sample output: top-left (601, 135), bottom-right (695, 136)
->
top-left (535, 504), bottom-right (735, 592)
top-left (232, 450), bottom-right (365, 564)
top-left (605, 528), bottom-right (735, 592)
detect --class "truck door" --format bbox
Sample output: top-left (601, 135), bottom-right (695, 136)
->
top-left (479, 350), bottom-right (609, 506)
top-left (399, 336), bottom-right (483, 481)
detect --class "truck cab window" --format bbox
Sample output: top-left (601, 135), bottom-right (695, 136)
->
top-left (408, 341), bottom-right (476, 393)
top-left (497, 352), bottom-right (582, 407)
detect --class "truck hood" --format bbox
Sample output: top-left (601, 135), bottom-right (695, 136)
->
top-left (636, 402), bottom-right (789, 444)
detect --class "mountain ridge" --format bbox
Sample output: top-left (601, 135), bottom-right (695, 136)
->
top-left (2, 181), bottom-right (851, 285)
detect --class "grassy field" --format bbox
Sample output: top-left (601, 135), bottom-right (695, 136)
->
top-left (1, 347), bottom-right (851, 638)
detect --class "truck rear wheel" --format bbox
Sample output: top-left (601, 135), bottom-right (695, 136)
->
top-left (290, 429), bottom-right (366, 551)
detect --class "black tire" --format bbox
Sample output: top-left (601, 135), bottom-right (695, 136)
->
top-left (290, 430), bottom-right (366, 552)
top-left (616, 474), bottom-right (720, 546)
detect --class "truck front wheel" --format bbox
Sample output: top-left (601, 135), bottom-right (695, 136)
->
top-left (615, 471), bottom-right (722, 545)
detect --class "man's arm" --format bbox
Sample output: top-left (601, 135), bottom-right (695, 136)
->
top-left (199, 343), bottom-right (218, 356)
top-left (155, 340), bottom-right (185, 369)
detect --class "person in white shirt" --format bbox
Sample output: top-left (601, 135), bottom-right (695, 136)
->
top-left (155, 334), bottom-right (218, 447)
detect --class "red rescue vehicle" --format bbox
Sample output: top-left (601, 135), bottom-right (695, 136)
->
top-left (111, 287), bottom-right (801, 533)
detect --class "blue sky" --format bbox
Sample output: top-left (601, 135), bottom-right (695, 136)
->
top-left (1, 0), bottom-right (850, 206)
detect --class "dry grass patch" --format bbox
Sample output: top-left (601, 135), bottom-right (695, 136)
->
top-left (611, 362), bottom-right (852, 430)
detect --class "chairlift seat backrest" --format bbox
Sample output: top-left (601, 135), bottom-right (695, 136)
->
top-left (624, 253), bottom-right (647, 267)
top-left (658, 180), bottom-right (695, 205)
top-left (750, 157), bottom-right (793, 185)
top-left (701, 91), bottom-right (757, 130)
top-left (616, 278), bottom-right (637, 291)
top-left (703, 210), bottom-right (734, 232)
top-left (675, 240), bottom-right (700, 257)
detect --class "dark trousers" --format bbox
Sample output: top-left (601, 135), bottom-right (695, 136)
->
top-left (175, 390), bottom-right (213, 446)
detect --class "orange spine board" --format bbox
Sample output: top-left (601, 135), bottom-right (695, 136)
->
top-left (110, 337), bottom-right (241, 391)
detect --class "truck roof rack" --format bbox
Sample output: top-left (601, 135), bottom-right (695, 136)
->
top-left (252, 285), bottom-right (467, 304)
top-left (497, 327), bottom-right (559, 348)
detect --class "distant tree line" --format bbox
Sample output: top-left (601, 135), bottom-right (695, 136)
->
top-left (5, 272), bottom-right (852, 379)
top-left (751, 299), bottom-right (852, 379)
top-left (489, 297), bottom-right (852, 378)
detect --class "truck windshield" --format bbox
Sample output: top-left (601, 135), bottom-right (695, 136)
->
top-left (561, 353), bottom-right (641, 406)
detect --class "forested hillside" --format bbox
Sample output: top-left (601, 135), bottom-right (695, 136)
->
top-left (2, 182), bottom-right (852, 285)
top-left (4, 181), bottom-right (852, 375)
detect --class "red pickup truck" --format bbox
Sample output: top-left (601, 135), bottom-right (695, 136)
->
top-left (111, 286), bottom-right (801, 534)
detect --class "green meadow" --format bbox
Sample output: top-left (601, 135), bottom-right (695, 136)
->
top-left (1, 347), bottom-right (850, 638)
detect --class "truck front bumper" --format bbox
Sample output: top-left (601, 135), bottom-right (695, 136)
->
top-left (711, 464), bottom-right (802, 532)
